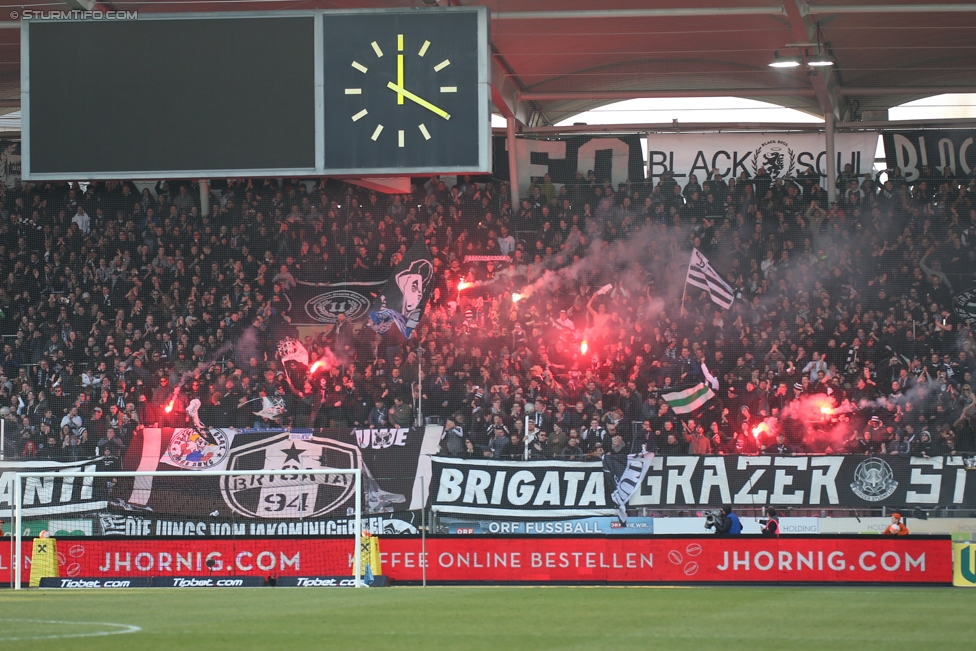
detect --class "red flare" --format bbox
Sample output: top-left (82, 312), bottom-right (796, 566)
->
top-left (751, 422), bottom-right (770, 439)
top-left (580, 340), bottom-right (588, 355)
top-left (457, 278), bottom-right (472, 292)
top-left (511, 292), bottom-right (522, 303)
top-left (164, 386), bottom-right (180, 414)
top-left (309, 359), bottom-right (329, 375)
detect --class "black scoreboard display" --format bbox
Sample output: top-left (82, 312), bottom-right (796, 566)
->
top-left (21, 7), bottom-right (490, 179)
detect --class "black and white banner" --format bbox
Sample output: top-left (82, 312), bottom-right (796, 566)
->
top-left (0, 140), bottom-right (21, 186)
top-left (628, 455), bottom-right (973, 508)
top-left (114, 426), bottom-right (440, 519)
top-left (492, 134), bottom-right (646, 196)
top-left (431, 455), bottom-right (975, 516)
top-left (93, 511), bottom-right (421, 538)
top-left (367, 240), bottom-right (435, 340)
top-left (882, 130), bottom-right (976, 182)
top-left (432, 458), bottom-right (617, 518)
top-left (287, 280), bottom-right (384, 325)
top-left (646, 133), bottom-right (878, 183)
top-left (0, 459), bottom-right (106, 519)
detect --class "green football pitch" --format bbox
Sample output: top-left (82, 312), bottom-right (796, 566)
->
top-left (0, 586), bottom-right (971, 650)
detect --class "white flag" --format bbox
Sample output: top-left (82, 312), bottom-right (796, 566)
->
top-left (277, 337), bottom-right (309, 367)
top-left (253, 396), bottom-right (286, 421)
top-left (685, 248), bottom-right (735, 309)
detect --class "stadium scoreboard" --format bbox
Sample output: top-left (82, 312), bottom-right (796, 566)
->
top-left (20, 7), bottom-right (490, 180)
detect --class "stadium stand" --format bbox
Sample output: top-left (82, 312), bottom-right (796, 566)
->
top-left (2, 162), bottom-right (976, 463)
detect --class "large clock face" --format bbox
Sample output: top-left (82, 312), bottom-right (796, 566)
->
top-left (323, 11), bottom-right (484, 172)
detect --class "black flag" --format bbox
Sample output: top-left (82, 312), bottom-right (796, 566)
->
top-left (367, 240), bottom-right (434, 339)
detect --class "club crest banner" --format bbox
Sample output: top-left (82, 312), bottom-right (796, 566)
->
top-left (286, 280), bottom-right (384, 325)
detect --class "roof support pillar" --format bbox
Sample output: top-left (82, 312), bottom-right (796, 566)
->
top-left (825, 111), bottom-right (836, 205)
top-left (507, 117), bottom-right (520, 207)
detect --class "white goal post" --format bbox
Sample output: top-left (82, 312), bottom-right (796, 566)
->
top-left (12, 468), bottom-right (363, 589)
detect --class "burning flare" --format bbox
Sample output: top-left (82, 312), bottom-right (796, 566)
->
top-left (580, 340), bottom-right (588, 355)
top-left (511, 292), bottom-right (522, 303)
top-left (164, 387), bottom-right (180, 414)
top-left (751, 422), bottom-right (771, 439)
top-left (308, 359), bottom-right (329, 375)
top-left (457, 277), bottom-right (472, 292)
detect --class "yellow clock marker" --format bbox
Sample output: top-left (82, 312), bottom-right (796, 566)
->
top-left (371, 124), bottom-right (384, 141)
top-left (345, 88), bottom-right (362, 94)
top-left (398, 130), bottom-right (405, 148)
top-left (419, 123), bottom-right (431, 140)
top-left (418, 40), bottom-right (430, 57)
top-left (352, 109), bottom-right (368, 122)
top-left (440, 86), bottom-right (457, 93)
top-left (351, 61), bottom-right (368, 73)
top-left (434, 59), bottom-right (450, 72)
top-left (371, 41), bottom-right (384, 58)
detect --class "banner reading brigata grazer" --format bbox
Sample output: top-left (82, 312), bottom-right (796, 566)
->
top-left (7, 536), bottom-right (951, 584)
top-left (430, 456), bottom-right (976, 516)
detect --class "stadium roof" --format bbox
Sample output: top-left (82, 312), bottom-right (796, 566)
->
top-left (2, 1), bottom-right (976, 127)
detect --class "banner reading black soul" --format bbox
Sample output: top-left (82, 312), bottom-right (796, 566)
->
top-left (430, 455), bottom-right (976, 516)
top-left (882, 129), bottom-right (976, 183)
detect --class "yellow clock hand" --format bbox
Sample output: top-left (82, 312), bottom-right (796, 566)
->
top-left (386, 82), bottom-right (451, 120)
top-left (397, 34), bottom-right (404, 105)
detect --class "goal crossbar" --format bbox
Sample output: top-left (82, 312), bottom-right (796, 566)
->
top-left (11, 468), bottom-right (363, 589)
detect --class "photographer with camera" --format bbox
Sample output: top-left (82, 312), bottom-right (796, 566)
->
top-left (717, 505), bottom-right (742, 534)
top-left (759, 507), bottom-right (780, 537)
top-left (704, 505), bottom-right (742, 535)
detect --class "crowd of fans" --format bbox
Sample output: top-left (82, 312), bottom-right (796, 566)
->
top-left (2, 159), bottom-right (976, 465)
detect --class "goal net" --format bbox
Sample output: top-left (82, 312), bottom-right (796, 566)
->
top-left (10, 468), bottom-right (362, 588)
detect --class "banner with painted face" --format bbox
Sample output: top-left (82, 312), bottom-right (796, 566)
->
top-left (367, 240), bottom-right (435, 340)
top-left (645, 133), bottom-right (879, 185)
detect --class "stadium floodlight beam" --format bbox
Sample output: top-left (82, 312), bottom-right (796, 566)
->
top-left (768, 52), bottom-right (802, 68)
